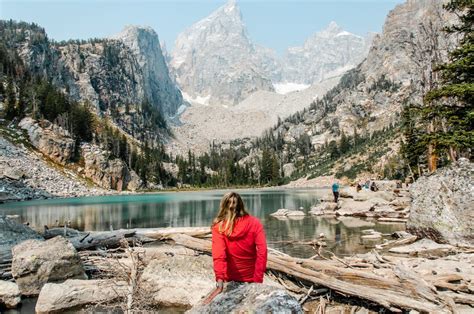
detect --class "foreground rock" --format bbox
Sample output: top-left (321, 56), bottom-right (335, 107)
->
top-left (0, 216), bottom-right (42, 262)
top-left (0, 280), bottom-right (21, 309)
top-left (309, 202), bottom-right (337, 215)
top-left (141, 254), bottom-right (215, 309)
top-left (35, 279), bottom-right (127, 314)
top-left (389, 238), bottom-right (455, 257)
top-left (407, 158), bottom-right (474, 246)
top-left (12, 236), bottom-right (86, 296)
top-left (189, 282), bottom-right (302, 313)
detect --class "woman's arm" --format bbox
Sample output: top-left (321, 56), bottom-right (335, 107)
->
top-left (253, 220), bottom-right (267, 283)
top-left (212, 225), bottom-right (228, 282)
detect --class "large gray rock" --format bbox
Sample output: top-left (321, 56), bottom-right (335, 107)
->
top-left (0, 216), bottom-right (42, 262)
top-left (140, 254), bottom-right (215, 309)
top-left (189, 282), bottom-right (302, 314)
top-left (0, 280), bottom-right (21, 309)
top-left (19, 118), bottom-right (75, 165)
top-left (11, 236), bottom-right (86, 296)
top-left (407, 158), bottom-right (474, 246)
top-left (35, 279), bottom-right (127, 314)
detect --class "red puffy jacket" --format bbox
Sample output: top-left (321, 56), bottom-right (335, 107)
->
top-left (212, 215), bottom-right (267, 283)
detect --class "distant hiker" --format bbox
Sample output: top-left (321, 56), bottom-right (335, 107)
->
top-left (356, 182), bottom-right (362, 192)
top-left (370, 181), bottom-right (378, 192)
top-left (203, 192), bottom-right (267, 305)
top-left (332, 181), bottom-right (340, 203)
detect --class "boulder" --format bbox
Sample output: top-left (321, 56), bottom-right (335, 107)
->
top-left (407, 158), bottom-right (474, 246)
top-left (309, 202), bottom-right (337, 215)
top-left (35, 279), bottom-right (127, 314)
top-left (270, 209), bottom-right (305, 217)
top-left (19, 117), bottom-right (75, 165)
top-left (0, 216), bottom-right (43, 262)
top-left (188, 282), bottom-right (302, 313)
top-left (0, 280), bottom-right (21, 309)
top-left (282, 163), bottom-right (296, 177)
top-left (141, 254), bottom-right (215, 309)
top-left (11, 236), bottom-right (86, 296)
top-left (389, 196), bottom-right (412, 207)
top-left (388, 238), bottom-right (455, 257)
top-left (336, 199), bottom-right (375, 216)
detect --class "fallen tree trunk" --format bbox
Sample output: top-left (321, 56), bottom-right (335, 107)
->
top-left (134, 227), bottom-right (211, 240)
top-left (69, 230), bottom-right (136, 250)
top-left (168, 234), bottom-right (452, 313)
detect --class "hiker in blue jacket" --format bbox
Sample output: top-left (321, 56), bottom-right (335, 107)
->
top-left (332, 181), bottom-right (340, 203)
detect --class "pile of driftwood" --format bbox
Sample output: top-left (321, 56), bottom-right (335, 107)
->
top-left (164, 231), bottom-right (472, 313)
top-left (32, 226), bottom-right (474, 312)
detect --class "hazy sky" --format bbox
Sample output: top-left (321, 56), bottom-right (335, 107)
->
top-left (1, 0), bottom-right (404, 54)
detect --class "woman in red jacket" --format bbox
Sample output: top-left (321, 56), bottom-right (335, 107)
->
top-left (203, 192), bottom-right (267, 304)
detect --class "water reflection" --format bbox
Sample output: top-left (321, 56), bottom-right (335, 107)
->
top-left (0, 189), bottom-right (405, 257)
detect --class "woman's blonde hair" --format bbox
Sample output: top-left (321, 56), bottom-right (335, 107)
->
top-left (212, 192), bottom-right (249, 236)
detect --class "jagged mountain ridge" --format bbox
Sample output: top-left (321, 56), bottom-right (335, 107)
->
top-left (170, 0), bottom-right (373, 107)
top-left (232, 0), bottom-right (458, 180)
top-left (281, 21), bottom-right (374, 85)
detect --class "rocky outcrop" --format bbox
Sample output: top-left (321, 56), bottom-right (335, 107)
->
top-left (19, 117), bottom-right (75, 165)
top-left (0, 281), bottom-right (21, 309)
top-left (141, 254), bottom-right (215, 309)
top-left (0, 136), bottom-right (109, 201)
top-left (407, 158), bottom-right (474, 247)
top-left (189, 282), bottom-right (302, 313)
top-left (11, 236), bottom-right (86, 296)
top-left (270, 209), bottom-right (305, 218)
top-left (35, 279), bottom-right (127, 313)
top-left (81, 143), bottom-right (141, 191)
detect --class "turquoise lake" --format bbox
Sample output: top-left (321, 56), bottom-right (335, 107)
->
top-left (0, 188), bottom-right (405, 258)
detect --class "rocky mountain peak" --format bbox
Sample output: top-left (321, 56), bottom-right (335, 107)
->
top-left (170, 0), bottom-right (274, 106)
top-left (112, 25), bottom-right (184, 116)
top-left (320, 21), bottom-right (344, 36)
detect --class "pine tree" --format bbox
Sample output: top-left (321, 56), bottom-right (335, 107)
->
top-left (422, 0), bottom-right (474, 169)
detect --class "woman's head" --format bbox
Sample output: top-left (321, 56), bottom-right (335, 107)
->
top-left (213, 192), bottom-right (249, 235)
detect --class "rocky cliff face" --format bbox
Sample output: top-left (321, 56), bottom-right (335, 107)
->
top-left (281, 22), bottom-right (373, 85)
top-left (18, 118), bottom-right (75, 165)
top-left (16, 117), bottom-right (141, 192)
top-left (81, 143), bottom-right (141, 191)
top-left (407, 158), bottom-right (474, 247)
top-left (170, 0), bottom-right (275, 106)
top-left (1, 21), bottom-right (183, 131)
top-left (111, 26), bottom-right (184, 117)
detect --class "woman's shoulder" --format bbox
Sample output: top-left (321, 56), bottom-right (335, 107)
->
top-left (247, 215), bottom-right (263, 227)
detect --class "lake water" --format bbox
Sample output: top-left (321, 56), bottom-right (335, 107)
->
top-left (0, 188), bottom-right (405, 258)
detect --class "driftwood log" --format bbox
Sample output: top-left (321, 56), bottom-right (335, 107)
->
top-left (44, 227), bottom-right (136, 250)
top-left (43, 226), bottom-right (211, 250)
top-left (168, 234), bottom-right (455, 313)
